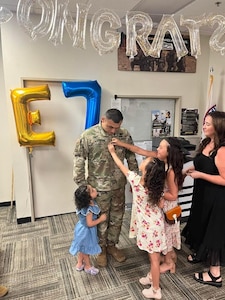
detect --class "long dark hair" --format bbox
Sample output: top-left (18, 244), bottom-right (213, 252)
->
top-left (164, 137), bottom-right (184, 190)
top-left (144, 158), bottom-right (165, 206)
top-left (198, 111), bottom-right (225, 154)
top-left (74, 185), bottom-right (92, 211)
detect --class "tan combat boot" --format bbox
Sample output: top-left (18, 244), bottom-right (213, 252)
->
top-left (96, 246), bottom-right (107, 267)
top-left (107, 245), bottom-right (126, 262)
top-left (0, 285), bottom-right (8, 298)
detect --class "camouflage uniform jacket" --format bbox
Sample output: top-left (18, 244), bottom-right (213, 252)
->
top-left (73, 123), bottom-right (139, 191)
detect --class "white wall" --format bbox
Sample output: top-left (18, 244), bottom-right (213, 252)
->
top-left (0, 15), bottom-right (224, 221)
top-left (0, 30), bottom-right (13, 204)
top-left (208, 50), bottom-right (225, 112)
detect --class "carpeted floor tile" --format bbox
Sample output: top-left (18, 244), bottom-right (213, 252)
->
top-left (0, 205), bottom-right (225, 299)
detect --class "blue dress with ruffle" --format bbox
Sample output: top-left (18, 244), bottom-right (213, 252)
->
top-left (69, 202), bottom-right (102, 255)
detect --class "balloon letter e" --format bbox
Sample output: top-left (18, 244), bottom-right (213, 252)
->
top-left (62, 80), bottom-right (101, 129)
top-left (11, 85), bottom-right (55, 147)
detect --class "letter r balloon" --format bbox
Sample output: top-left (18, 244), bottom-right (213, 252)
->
top-left (62, 80), bottom-right (101, 129)
top-left (11, 85), bottom-right (55, 147)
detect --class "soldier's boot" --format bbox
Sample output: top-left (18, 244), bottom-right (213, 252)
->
top-left (107, 245), bottom-right (126, 263)
top-left (0, 285), bottom-right (8, 298)
top-left (96, 246), bottom-right (107, 267)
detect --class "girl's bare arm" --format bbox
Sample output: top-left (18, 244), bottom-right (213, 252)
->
top-left (86, 212), bottom-right (107, 227)
top-left (112, 138), bottom-right (157, 157)
top-left (164, 169), bottom-right (179, 201)
top-left (108, 143), bottom-right (129, 176)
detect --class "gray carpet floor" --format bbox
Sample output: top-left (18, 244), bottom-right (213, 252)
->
top-left (0, 205), bottom-right (224, 299)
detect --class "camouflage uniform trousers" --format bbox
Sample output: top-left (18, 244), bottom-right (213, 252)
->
top-left (96, 187), bottom-right (125, 247)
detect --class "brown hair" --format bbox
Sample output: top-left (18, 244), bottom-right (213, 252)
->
top-left (198, 110), bottom-right (225, 154)
top-left (164, 137), bottom-right (184, 190)
top-left (144, 158), bottom-right (166, 206)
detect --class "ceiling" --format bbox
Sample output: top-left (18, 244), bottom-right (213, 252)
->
top-left (0, 0), bottom-right (225, 35)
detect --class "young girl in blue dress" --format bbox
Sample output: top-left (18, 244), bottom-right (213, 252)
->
top-left (69, 185), bottom-right (107, 275)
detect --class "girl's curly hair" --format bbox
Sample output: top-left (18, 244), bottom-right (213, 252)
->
top-left (164, 137), bottom-right (184, 190)
top-left (144, 158), bottom-right (166, 206)
top-left (74, 185), bottom-right (92, 211)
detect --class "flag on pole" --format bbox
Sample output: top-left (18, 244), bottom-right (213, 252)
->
top-left (201, 67), bottom-right (216, 140)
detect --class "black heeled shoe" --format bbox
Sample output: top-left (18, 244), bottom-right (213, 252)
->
top-left (187, 253), bottom-right (200, 264)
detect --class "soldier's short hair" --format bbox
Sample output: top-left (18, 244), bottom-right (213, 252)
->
top-left (105, 109), bottom-right (123, 123)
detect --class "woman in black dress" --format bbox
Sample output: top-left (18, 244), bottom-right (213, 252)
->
top-left (182, 110), bottom-right (225, 288)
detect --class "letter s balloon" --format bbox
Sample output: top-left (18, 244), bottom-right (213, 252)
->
top-left (207, 14), bottom-right (225, 55)
top-left (62, 80), bottom-right (101, 129)
top-left (11, 85), bottom-right (55, 147)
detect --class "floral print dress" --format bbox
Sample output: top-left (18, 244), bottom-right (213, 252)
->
top-left (163, 180), bottom-right (181, 252)
top-left (127, 171), bottom-right (167, 254)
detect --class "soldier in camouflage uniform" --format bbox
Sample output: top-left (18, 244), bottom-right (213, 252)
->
top-left (73, 109), bottom-right (138, 267)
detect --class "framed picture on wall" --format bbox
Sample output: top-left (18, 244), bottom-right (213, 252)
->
top-left (152, 109), bottom-right (172, 137)
top-left (118, 33), bottom-right (196, 73)
top-left (180, 108), bottom-right (199, 135)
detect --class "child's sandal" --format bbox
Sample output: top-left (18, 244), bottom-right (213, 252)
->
top-left (84, 266), bottom-right (99, 275)
top-left (76, 264), bottom-right (84, 271)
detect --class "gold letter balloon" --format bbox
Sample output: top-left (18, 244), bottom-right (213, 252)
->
top-left (11, 85), bottom-right (55, 148)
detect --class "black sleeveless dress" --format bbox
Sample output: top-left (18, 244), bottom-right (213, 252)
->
top-left (182, 150), bottom-right (225, 266)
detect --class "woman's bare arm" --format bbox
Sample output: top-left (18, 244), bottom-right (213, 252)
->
top-left (188, 147), bottom-right (225, 185)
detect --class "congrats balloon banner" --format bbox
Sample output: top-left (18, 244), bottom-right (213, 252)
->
top-left (11, 85), bottom-right (55, 148)
top-left (2, 1), bottom-right (225, 57)
top-left (62, 80), bottom-right (101, 129)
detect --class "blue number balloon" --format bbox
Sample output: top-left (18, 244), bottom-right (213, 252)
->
top-left (62, 80), bottom-right (101, 129)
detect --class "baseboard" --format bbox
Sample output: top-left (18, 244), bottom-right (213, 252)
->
top-left (17, 217), bottom-right (32, 224)
top-left (0, 201), bottom-right (16, 207)
top-left (0, 201), bottom-right (32, 224)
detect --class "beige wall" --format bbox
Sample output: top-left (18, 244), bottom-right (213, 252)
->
top-left (0, 31), bottom-right (13, 204)
top-left (0, 15), bottom-right (224, 220)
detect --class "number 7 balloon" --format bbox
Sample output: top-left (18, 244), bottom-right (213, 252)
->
top-left (62, 80), bottom-right (101, 129)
